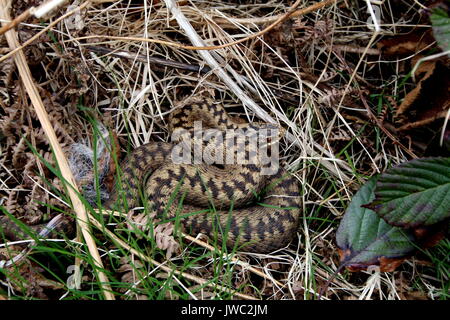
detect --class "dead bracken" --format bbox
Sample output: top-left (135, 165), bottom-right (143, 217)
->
top-left (0, 0), bottom-right (448, 301)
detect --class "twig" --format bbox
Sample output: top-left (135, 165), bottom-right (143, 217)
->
top-left (84, 45), bottom-right (212, 74)
top-left (0, 8), bottom-right (31, 35)
top-left (440, 109), bottom-right (450, 147)
top-left (314, 268), bottom-right (359, 298)
top-left (214, 0), bottom-right (338, 26)
top-left (332, 45), bottom-right (380, 55)
top-left (318, 264), bottom-right (347, 299)
top-left (0, 0), bottom-right (68, 35)
top-left (0, 0), bottom-right (114, 300)
top-left (177, 0), bottom-right (303, 51)
top-left (411, 50), bottom-right (450, 83)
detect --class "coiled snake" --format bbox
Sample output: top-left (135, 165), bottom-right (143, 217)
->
top-left (0, 96), bottom-right (300, 253)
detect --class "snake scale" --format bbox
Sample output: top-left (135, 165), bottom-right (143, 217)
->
top-left (0, 96), bottom-right (300, 253)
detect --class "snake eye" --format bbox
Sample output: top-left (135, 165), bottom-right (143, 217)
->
top-left (213, 163), bottom-right (225, 170)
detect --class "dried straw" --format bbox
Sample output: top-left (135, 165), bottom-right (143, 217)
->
top-left (0, 0), bottom-right (114, 300)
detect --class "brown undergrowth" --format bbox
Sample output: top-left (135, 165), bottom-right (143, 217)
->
top-left (0, 0), bottom-right (448, 300)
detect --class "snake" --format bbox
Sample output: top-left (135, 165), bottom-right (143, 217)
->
top-left (0, 95), bottom-right (300, 253)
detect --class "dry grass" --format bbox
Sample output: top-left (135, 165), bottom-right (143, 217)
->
top-left (0, 0), bottom-right (448, 300)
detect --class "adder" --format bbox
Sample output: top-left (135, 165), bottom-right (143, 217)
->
top-left (0, 95), bottom-right (300, 253)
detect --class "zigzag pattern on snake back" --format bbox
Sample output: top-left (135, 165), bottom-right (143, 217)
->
top-left (0, 95), bottom-right (301, 253)
top-left (105, 95), bottom-right (301, 252)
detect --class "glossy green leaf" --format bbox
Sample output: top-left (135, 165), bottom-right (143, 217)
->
top-left (336, 177), bottom-right (416, 271)
top-left (431, 7), bottom-right (450, 54)
top-left (365, 157), bottom-right (450, 227)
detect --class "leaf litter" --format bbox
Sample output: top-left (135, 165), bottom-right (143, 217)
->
top-left (0, 0), bottom-right (449, 300)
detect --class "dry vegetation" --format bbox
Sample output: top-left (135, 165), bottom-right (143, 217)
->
top-left (0, 0), bottom-right (448, 300)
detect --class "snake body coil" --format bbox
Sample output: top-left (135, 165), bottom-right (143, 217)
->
top-left (0, 97), bottom-right (300, 253)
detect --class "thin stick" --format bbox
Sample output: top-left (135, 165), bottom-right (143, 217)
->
top-left (214, 0), bottom-right (338, 26)
top-left (0, 0), bottom-right (68, 35)
top-left (0, 0), bottom-right (114, 300)
top-left (0, 8), bottom-right (31, 35)
top-left (85, 45), bottom-right (212, 74)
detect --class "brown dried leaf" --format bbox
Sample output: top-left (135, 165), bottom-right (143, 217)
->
top-left (0, 57), bottom-right (14, 88)
top-left (396, 60), bottom-right (450, 131)
top-left (402, 290), bottom-right (429, 300)
top-left (337, 249), bottom-right (408, 272)
top-left (117, 259), bottom-right (145, 273)
top-left (126, 211), bottom-right (156, 236)
top-left (120, 270), bottom-right (136, 285)
top-left (377, 30), bottom-right (435, 56)
top-left (397, 61), bottom-right (436, 116)
top-left (413, 220), bottom-right (449, 249)
top-left (154, 222), bottom-right (180, 259)
top-left (0, 257), bottom-right (62, 299)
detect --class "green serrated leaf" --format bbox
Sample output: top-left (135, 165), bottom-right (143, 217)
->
top-left (336, 177), bottom-right (416, 271)
top-left (431, 7), bottom-right (450, 54)
top-left (366, 157), bottom-right (450, 227)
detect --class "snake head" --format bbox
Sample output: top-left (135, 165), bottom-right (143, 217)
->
top-left (248, 122), bottom-right (285, 143)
